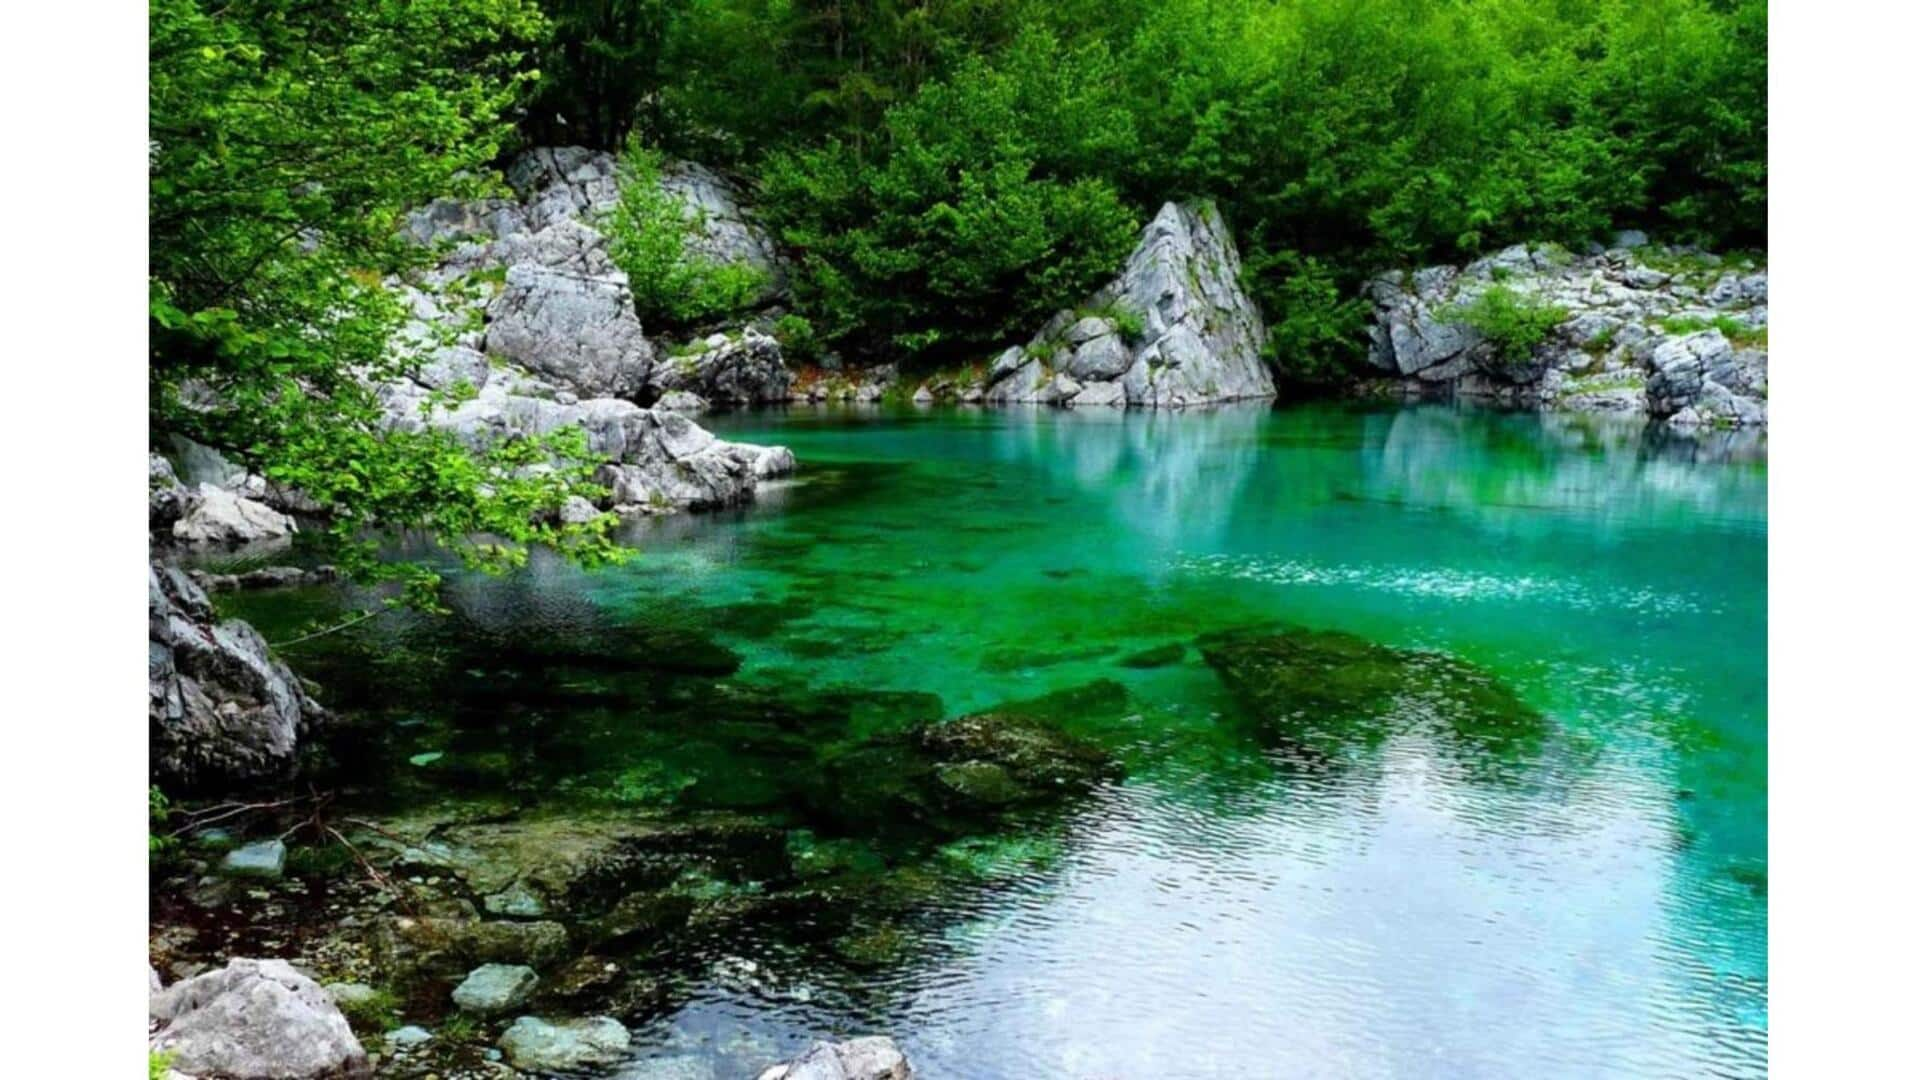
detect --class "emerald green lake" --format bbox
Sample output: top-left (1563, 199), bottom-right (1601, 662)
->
top-left (221, 403), bottom-right (1766, 1078)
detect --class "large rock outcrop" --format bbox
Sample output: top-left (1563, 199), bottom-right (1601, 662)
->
top-left (378, 146), bottom-right (796, 515)
top-left (150, 562), bottom-right (321, 788)
top-left (983, 201), bottom-right (1274, 408)
top-left (649, 328), bottom-right (794, 405)
top-left (484, 264), bottom-right (655, 398)
top-left (1362, 241), bottom-right (1768, 427)
top-left (411, 146), bottom-right (787, 304)
top-left (149, 959), bottom-right (371, 1079)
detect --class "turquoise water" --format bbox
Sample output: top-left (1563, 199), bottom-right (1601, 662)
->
top-left (227, 403), bottom-right (1767, 1077)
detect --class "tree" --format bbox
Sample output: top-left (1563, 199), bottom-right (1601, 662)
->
top-left (150, 0), bottom-right (619, 607)
top-left (521, 0), bottom-right (684, 150)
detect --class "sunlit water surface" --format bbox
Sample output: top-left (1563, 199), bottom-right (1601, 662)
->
top-left (225, 404), bottom-right (1766, 1078)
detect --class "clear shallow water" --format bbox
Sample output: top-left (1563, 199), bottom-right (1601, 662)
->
top-left (225, 403), bottom-right (1766, 1078)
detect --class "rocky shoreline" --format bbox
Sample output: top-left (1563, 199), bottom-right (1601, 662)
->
top-left (1359, 236), bottom-right (1767, 427)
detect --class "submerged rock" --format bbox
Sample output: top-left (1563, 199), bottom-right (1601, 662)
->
top-left (372, 914), bottom-right (571, 978)
top-left (497, 1014), bottom-right (632, 1072)
top-left (149, 958), bottom-right (370, 1079)
top-left (150, 562), bottom-right (322, 788)
top-left (986, 201), bottom-right (1273, 408)
top-left (814, 705), bottom-right (1122, 832)
top-left (758, 1036), bottom-right (912, 1080)
top-left (1199, 627), bottom-right (1546, 757)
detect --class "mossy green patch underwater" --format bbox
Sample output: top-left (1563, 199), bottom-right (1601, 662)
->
top-left (210, 403), bottom-right (1767, 1077)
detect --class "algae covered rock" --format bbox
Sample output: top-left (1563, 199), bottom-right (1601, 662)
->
top-left (812, 697), bottom-right (1123, 833)
top-left (451, 963), bottom-right (539, 1014)
top-left (1199, 627), bottom-right (1546, 758)
top-left (498, 1014), bottom-right (632, 1072)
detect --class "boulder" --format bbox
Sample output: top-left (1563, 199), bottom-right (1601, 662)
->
top-left (383, 376), bottom-right (793, 514)
top-left (172, 484), bottom-right (297, 546)
top-left (985, 201), bottom-right (1273, 407)
top-left (1647, 330), bottom-right (1767, 427)
top-left (150, 563), bottom-right (321, 788)
top-left (497, 1015), bottom-right (632, 1072)
top-left (757, 1037), bottom-right (912, 1080)
top-left (649, 329), bottom-right (792, 405)
top-left (451, 963), bottom-right (539, 1014)
top-left (148, 958), bottom-right (371, 1079)
top-left (485, 264), bottom-right (654, 399)
top-left (654, 389), bottom-right (710, 414)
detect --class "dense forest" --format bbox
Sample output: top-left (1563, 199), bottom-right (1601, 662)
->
top-left (530, 0), bottom-right (1767, 374)
top-left (150, 0), bottom-right (1766, 580)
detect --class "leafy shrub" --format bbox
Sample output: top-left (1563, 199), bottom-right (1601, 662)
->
top-left (1083, 301), bottom-right (1146, 343)
top-left (1265, 256), bottom-right (1369, 385)
top-left (1660, 314), bottom-right (1764, 347)
top-left (772, 313), bottom-right (821, 364)
top-left (149, 785), bottom-right (175, 859)
top-left (603, 141), bottom-right (767, 328)
top-left (1442, 285), bottom-right (1568, 364)
top-left (333, 986), bottom-right (402, 1034)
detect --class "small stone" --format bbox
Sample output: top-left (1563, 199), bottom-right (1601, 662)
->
top-left (221, 840), bottom-right (287, 880)
top-left (452, 964), bottom-right (539, 1014)
top-left (386, 1025), bottom-right (433, 1049)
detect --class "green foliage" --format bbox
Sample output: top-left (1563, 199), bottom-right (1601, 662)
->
top-left (1265, 255), bottom-right (1369, 385)
top-left (148, 785), bottom-right (174, 859)
top-left (1441, 286), bottom-right (1569, 365)
top-left (438, 1011), bottom-right (482, 1043)
top-left (1661, 314), bottom-right (1766, 348)
top-left (523, 0), bottom-right (680, 149)
top-left (334, 986), bottom-right (403, 1034)
top-left (150, 1050), bottom-right (177, 1080)
top-left (151, 0), bottom-right (623, 607)
top-left (1082, 301), bottom-right (1146, 343)
top-left (759, 29), bottom-right (1140, 363)
top-left (602, 140), bottom-right (768, 328)
top-left (772, 313), bottom-right (822, 365)
top-left (550, 0), bottom-right (1763, 378)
